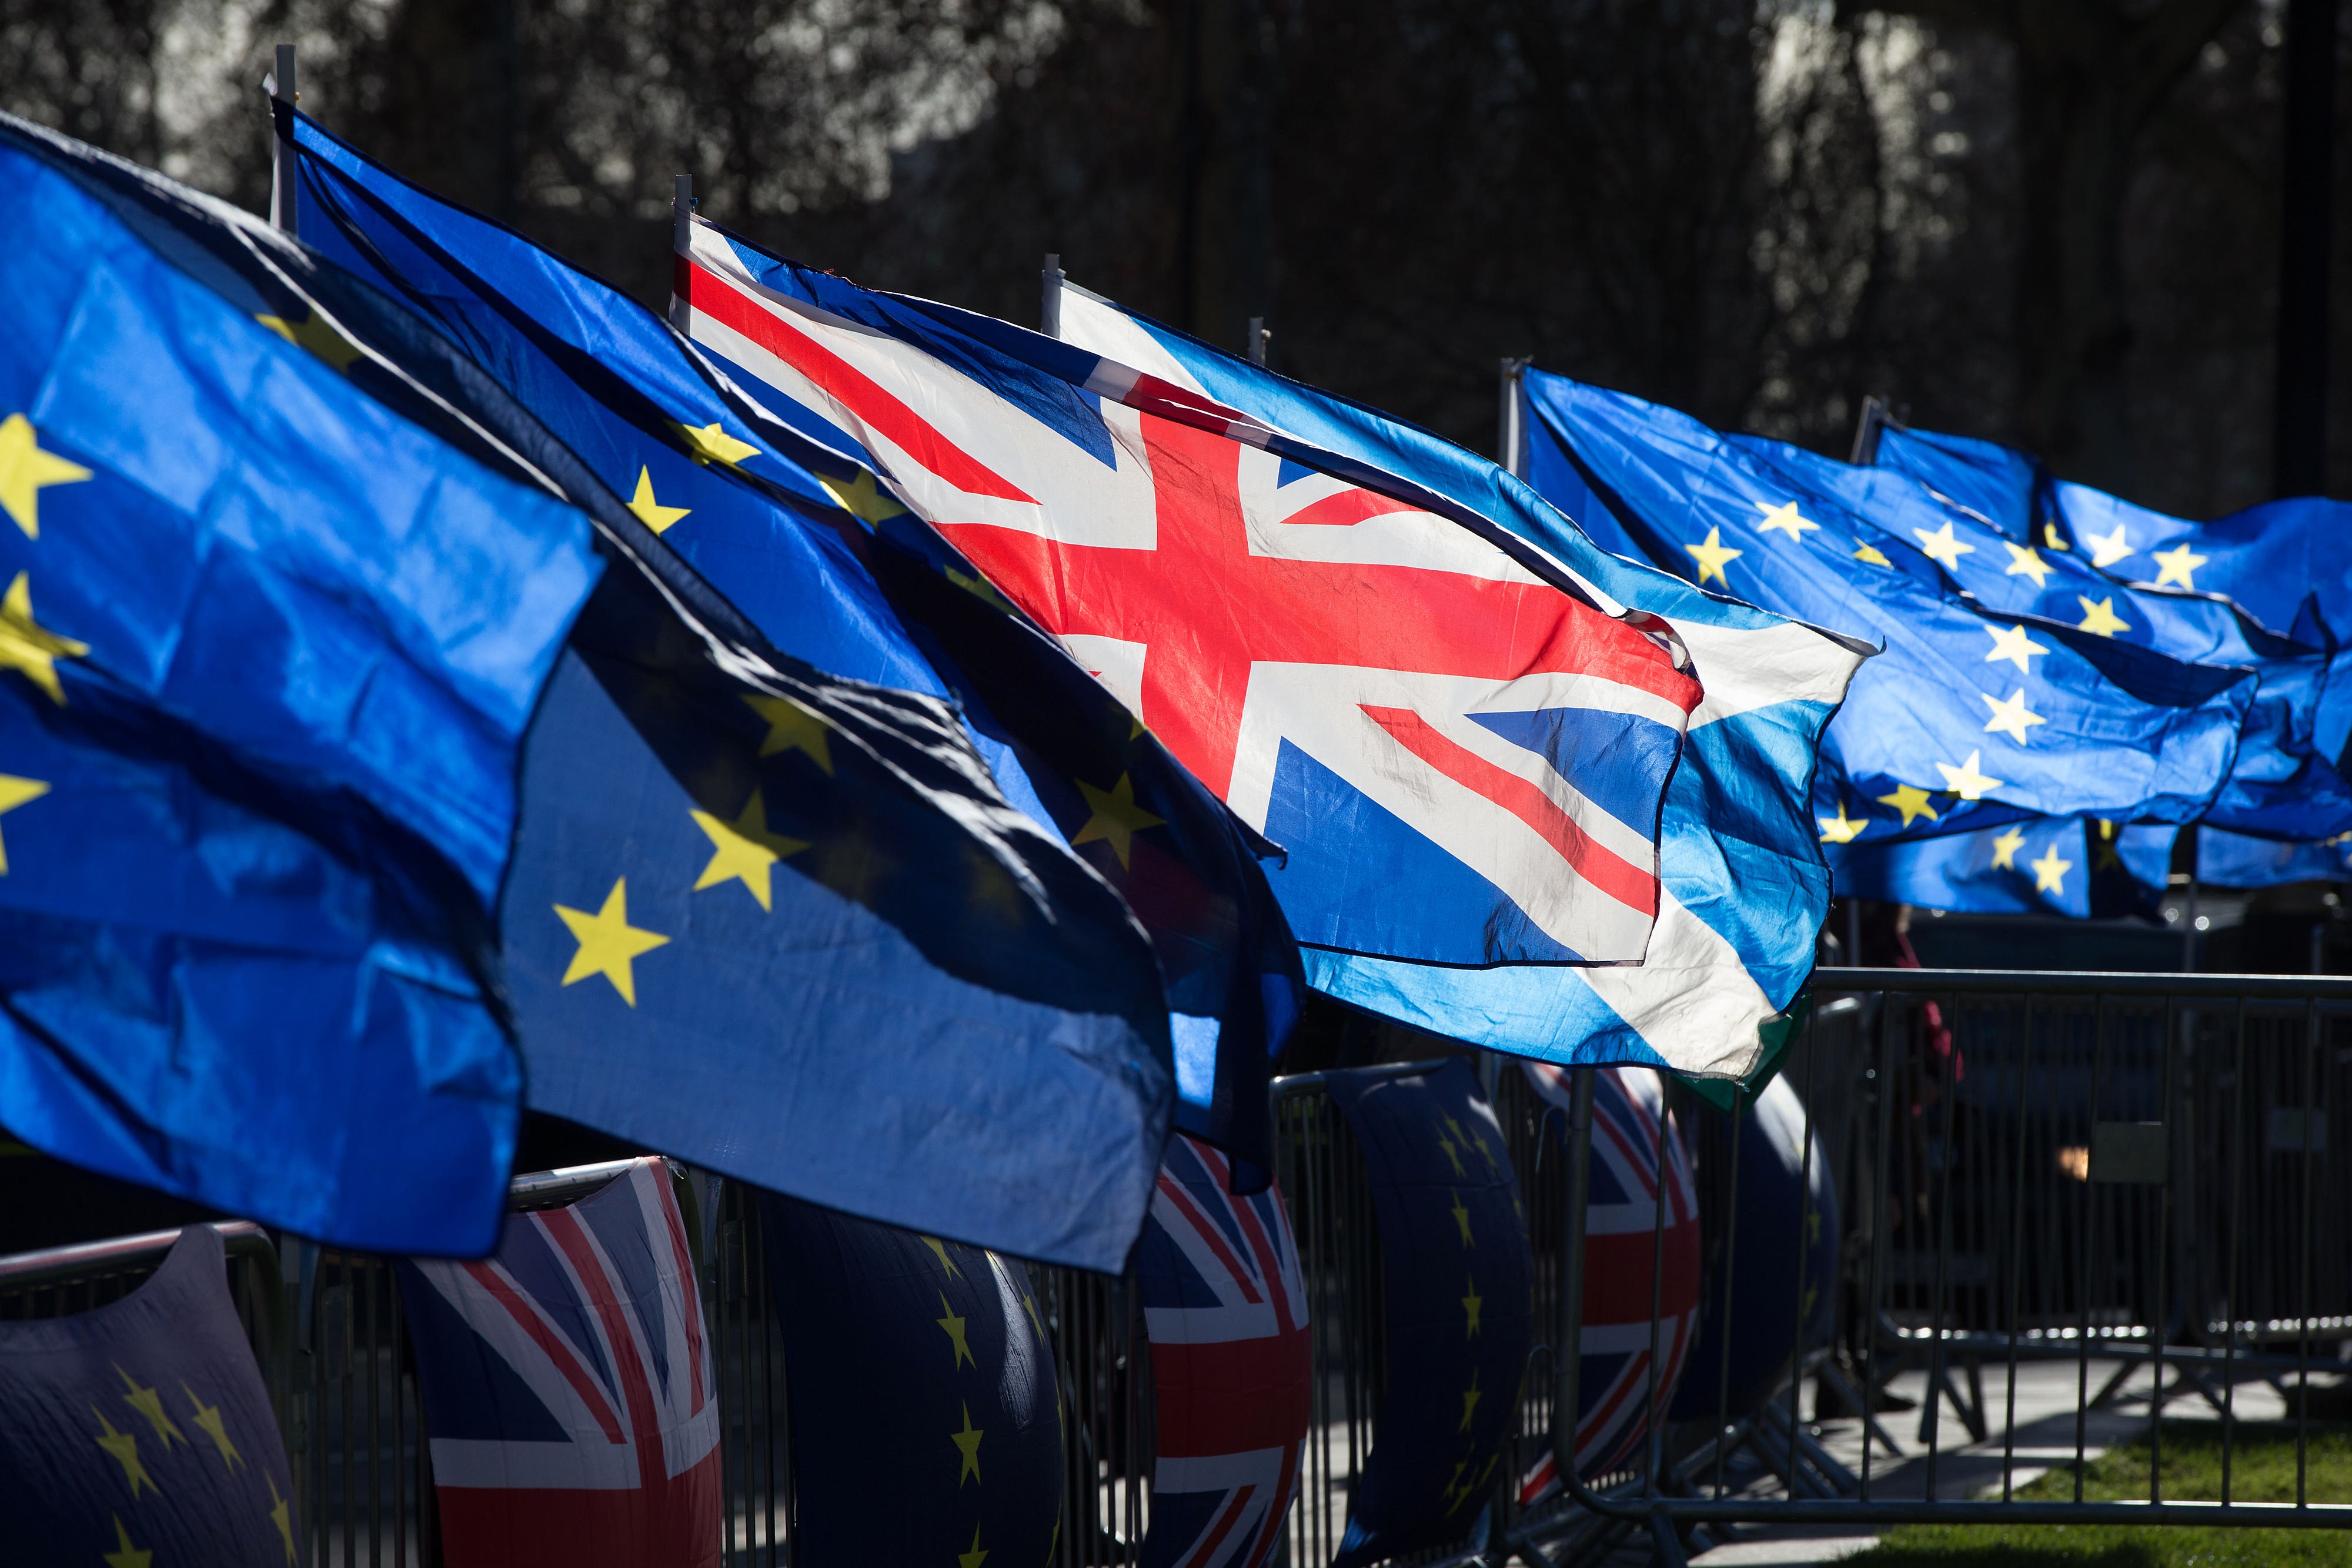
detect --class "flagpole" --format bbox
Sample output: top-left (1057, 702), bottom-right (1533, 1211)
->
top-left (1848, 394), bottom-right (1889, 466)
top-left (1498, 356), bottom-right (1530, 474)
top-left (670, 175), bottom-right (693, 333)
top-left (1248, 315), bottom-right (1267, 368)
top-left (268, 44), bottom-right (297, 233)
top-left (1041, 253), bottom-right (1064, 338)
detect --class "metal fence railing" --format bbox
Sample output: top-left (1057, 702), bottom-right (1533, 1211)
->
top-left (8, 968), bottom-right (2352, 1566)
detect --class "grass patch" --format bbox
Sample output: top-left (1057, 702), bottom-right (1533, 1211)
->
top-left (1852, 1422), bottom-right (2352, 1568)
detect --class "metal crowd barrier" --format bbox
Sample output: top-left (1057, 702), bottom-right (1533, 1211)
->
top-left (8, 968), bottom-right (2352, 1566)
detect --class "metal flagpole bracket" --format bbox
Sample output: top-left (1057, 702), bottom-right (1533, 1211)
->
top-left (1498, 356), bottom-right (1532, 476)
top-left (1248, 315), bottom-right (1269, 367)
top-left (1041, 253), bottom-right (1065, 339)
top-left (268, 43), bottom-right (298, 233)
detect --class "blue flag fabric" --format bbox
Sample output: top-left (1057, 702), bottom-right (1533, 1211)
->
top-left (1321, 1059), bottom-right (1531, 1567)
top-left (1750, 438), bottom-right (2352, 843)
top-left (20, 111), bottom-right (1181, 1266)
top-left (759, 1192), bottom-right (1064, 1568)
top-left (1522, 371), bottom-right (2253, 841)
top-left (1050, 287), bottom-right (1867, 1085)
top-left (2194, 826), bottom-right (2352, 888)
top-left (1826, 816), bottom-right (2173, 918)
top-left (1876, 423), bottom-right (2352, 650)
top-left (287, 109), bottom-right (1297, 1180)
top-left (0, 118), bottom-right (607, 1253)
top-left (0, 1225), bottom-right (300, 1564)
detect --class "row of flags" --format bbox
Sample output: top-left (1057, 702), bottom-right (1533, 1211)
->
top-left (0, 79), bottom-right (2341, 1278)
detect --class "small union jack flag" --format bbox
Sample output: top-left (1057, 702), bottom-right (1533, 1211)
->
top-left (1517, 1065), bottom-right (1699, 1503)
top-left (1135, 1134), bottom-right (1311, 1568)
top-left (397, 1158), bottom-right (721, 1568)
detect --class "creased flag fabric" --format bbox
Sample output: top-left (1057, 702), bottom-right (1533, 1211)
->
top-left (2196, 825), bottom-right (2352, 887)
top-left (1827, 816), bottom-right (2173, 918)
top-left (0, 114), bottom-right (606, 1253)
top-left (1038, 288), bottom-right (1864, 1081)
top-left (287, 108), bottom-right (1297, 1179)
top-left (1135, 1133), bottom-right (1311, 1568)
top-left (397, 1158), bottom-right (720, 1568)
top-left (760, 1193), bottom-right (1064, 1568)
top-left (1524, 370), bottom-right (2253, 841)
top-left (1875, 422), bottom-right (2352, 648)
top-left (0, 1225), bottom-right (300, 1566)
top-left (670, 218), bottom-right (1706, 978)
top-left (1322, 1059), bottom-right (1531, 1567)
top-left (1515, 1064), bottom-right (1697, 1504)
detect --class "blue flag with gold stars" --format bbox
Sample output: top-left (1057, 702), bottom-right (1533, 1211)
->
top-left (2194, 825), bottom-right (2352, 888)
top-left (1876, 422), bottom-right (2352, 648)
top-left (760, 1192), bottom-right (1064, 1568)
top-left (283, 106), bottom-right (1300, 1180)
top-left (6, 113), bottom-right (1181, 1269)
top-left (1826, 816), bottom-right (2173, 918)
top-left (0, 1225), bottom-right (300, 1565)
top-left (1323, 1058), bottom-right (1531, 1567)
top-left (1523, 370), bottom-right (2254, 843)
top-left (1758, 436), bottom-right (2352, 844)
top-left (0, 115), bottom-right (605, 1254)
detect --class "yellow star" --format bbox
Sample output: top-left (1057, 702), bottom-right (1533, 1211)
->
top-left (1020, 1291), bottom-right (1047, 1343)
top-left (1440, 1458), bottom-right (1471, 1513)
top-left (553, 878), bottom-right (670, 1006)
top-left (2031, 842), bottom-right (2073, 894)
top-left (1459, 1367), bottom-right (1483, 1432)
top-left (2093, 822), bottom-right (2123, 870)
top-left (183, 1382), bottom-right (243, 1470)
top-left (937, 1291), bottom-right (975, 1370)
top-left (1982, 621), bottom-right (2049, 674)
top-left (1935, 750), bottom-right (2003, 801)
top-left (818, 467), bottom-right (908, 524)
top-left (1071, 773), bottom-right (1165, 870)
top-left (1853, 541), bottom-right (1892, 567)
top-left (117, 1367), bottom-right (186, 1450)
top-left (2076, 595), bottom-right (2130, 637)
top-left (0, 771), bottom-right (48, 874)
top-left (741, 694), bottom-right (833, 772)
top-left (0, 413), bottom-right (91, 538)
top-left (1910, 520), bottom-right (1976, 570)
top-left (1980, 688), bottom-right (2046, 745)
top-left (1449, 1192), bottom-right (1474, 1247)
top-left (673, 420), bottom-right (758, 466)
top-left (1754, 500), bottom-right (1818, 540)
top-left (0, 571), bottom-right (89, 705)
top-left (2083, 522), bottom-right (2133, 568)
top-left (951, 1402), bottom-right (985, 1486)
top-left (1816, 800), bottom-right (1866, 844)
top-left (1990, 826), bottom-right (2026, 870)
top-left (958, 1522), bottom-right (988, 1568)
top-left (624, 466), bottom-right (690, 535)
top-left (1434, 1129), bottom-right (1466, 1179)
top-left (2043, 521), bottom-right (2070, 551)
top-left (254, 309), bottom-right (364, 372)
top-left (103, 1514), bottom-right (151, 1568)
top-left (1683, 526), bottom-right (1742, 586)
top-left (689, 788), bottom-right (807, 911)
top-left (1875, 783), bottom-right (1940, 827)
top-left (91, 1407), bottom-right (157, 1499)
top-left (2151, 541), bottom-right (2207, 590)
top-left (268, 1472), bottom-right (296, 1564)
top-left (1462, 1274), bottom-right (1483, 1338)
top-left (920, 1235), bottom-right (963, 1278)
top-left (2001, 541), bottom-right (2053, 587)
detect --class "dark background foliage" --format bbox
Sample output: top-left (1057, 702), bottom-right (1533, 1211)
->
top-left (3, 0), bottom-right (2343, 513)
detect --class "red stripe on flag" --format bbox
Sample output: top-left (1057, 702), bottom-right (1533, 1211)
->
top-left (1359, 706), bottom-right (1657, 917)
top-left (1178, 1482), bottom-right (1258, 1568)
top-left (1157, 1173), bottom-right (1264, 1306)
top-left (1274, 487), bottom-right (1422, 529)
top-left (540, 1208), bottom-right (670, 1496)
top-left (1149, 1329), bottom-right (1312, 1457)
top-left (460, 1261), bottom-right (625, 1444)
top-left (681, 258), bottom-right (1035, 504)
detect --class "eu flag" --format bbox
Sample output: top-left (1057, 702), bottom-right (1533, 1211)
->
top-left (0, 114), bottom-right (604, 1253)
top-left (1826, 816), bottom-right (2173, 918)
top-left (1876, 422), bottom-right (2352, 649)
top-left (2194, 825), bottom-right (2352, 888)
top-left (0, 1226), bottom-right (300, 1565)
top-left (1524, 370), bottom-right (2254, 841)
top-left (285, 108), bottom-right (1299, 1181)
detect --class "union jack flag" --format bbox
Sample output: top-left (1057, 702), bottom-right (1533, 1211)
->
top-left (1516, 1065), bottom-right (1699, 1504)
top-left (1134, 1134), bottom-right (1311, 1568)
top-left (672, 220), bottom-right (1702, 968)
top-left (396, 1158), bottom-right (721, 1568)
